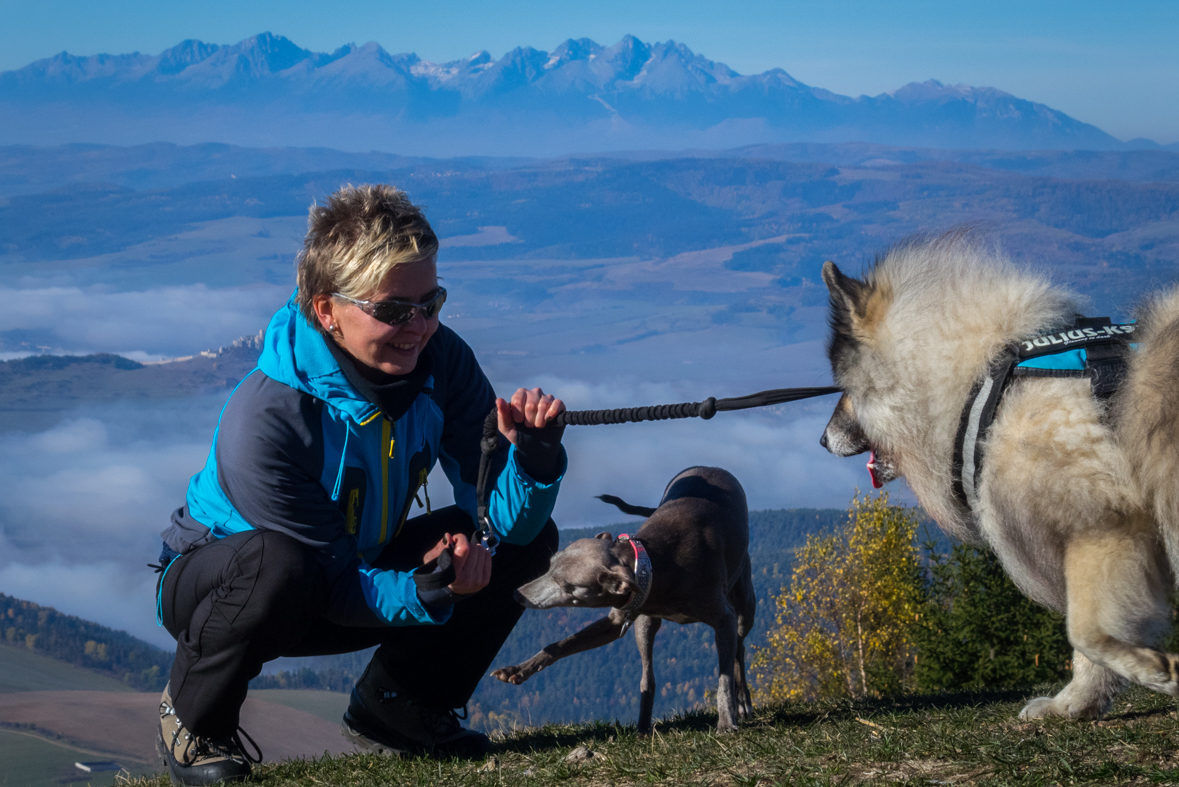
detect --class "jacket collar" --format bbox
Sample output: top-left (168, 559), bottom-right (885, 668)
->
top-left (256, 293), bottom-right (381, 424)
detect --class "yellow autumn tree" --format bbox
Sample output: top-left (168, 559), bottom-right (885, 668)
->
top-left (752, 492), bottom-right (924, 703)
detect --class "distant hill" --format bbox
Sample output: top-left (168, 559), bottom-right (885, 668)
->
top-left (3, 142), bottom-right (1178, 200)
top-left (0, 593), bottom-right (172, 692)
top-left (0, 641), bottom-right (136, 694)
top-left (0, 33), bottom-right (1152, 155)
top-left (0, 334), bottom-right (262, 430)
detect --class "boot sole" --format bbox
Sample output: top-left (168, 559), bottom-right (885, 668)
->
top-left (341, 712), bottom-right (493, 760)
top-left (341, 713), bottom-right (415, 757)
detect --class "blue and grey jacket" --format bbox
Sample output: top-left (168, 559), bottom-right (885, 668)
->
top-left (163, 295), bottom-right (566, 627)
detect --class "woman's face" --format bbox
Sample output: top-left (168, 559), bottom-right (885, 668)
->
top-left (318, 257), bottom-right (441, 379)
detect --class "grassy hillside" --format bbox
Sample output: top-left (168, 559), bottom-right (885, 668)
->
top-left (0, 642), bottom-right (135, 693)
top-left (0, 593), bottom-right (172, 692)
top-left (124, 684), bottom-right (1179, 786)
top-left (0, 728), bottom-right (144, 787)
top-left (248, 689), bottom-right (349, 726)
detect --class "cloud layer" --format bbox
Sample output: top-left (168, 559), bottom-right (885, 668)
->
top-left (0, 283), bottom-right (289, 358)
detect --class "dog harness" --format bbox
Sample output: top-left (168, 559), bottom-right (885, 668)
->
top-left (615, 534), bottom-right (653, 635)
top-left (952, 316), bottom-right (1136, 512)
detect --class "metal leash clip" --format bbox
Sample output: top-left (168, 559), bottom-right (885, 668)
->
top-left (476, 516), bottom-right (500, 557)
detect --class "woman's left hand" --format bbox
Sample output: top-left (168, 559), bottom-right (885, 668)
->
top-left (496, 387), bottom-right (565, 446)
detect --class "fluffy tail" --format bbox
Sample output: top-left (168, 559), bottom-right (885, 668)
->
top-left (596, 494), bottom-right (657, 518)
top-left (1115, 285), bottom-right (1179, 578)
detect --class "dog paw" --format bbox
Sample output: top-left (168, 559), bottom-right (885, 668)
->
top-left (1162, 654), bottom-right (1179, 696)
top-left (491, 666), bottom-right (529, 685)
top-left (1019, 697), bottom-right (1060, 719)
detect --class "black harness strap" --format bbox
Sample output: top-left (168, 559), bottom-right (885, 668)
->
top-left (951, 316), bottom-right (1136, 512)
top-left (473, 385), bottom-right (840, 552)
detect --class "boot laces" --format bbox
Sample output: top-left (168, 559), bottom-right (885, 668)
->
top-left (422, 704), bottom-right (469, 737)
top-left (161, 697), bottom-right (262, 766)
top-left (178, 728), bottom-right (262, 767)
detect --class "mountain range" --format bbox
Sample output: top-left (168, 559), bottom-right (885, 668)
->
top-left (2, 33), bottom-right (1168, 156)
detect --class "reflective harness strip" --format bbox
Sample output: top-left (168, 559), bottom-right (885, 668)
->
top-left (951, 316), bottom-right (1136, 512)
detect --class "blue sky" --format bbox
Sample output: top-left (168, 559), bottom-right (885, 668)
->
top-left (1, 0), bottom-right (1177, 142)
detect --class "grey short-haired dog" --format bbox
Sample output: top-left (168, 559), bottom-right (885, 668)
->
top-left (491, 466), bottom-right (756, 734)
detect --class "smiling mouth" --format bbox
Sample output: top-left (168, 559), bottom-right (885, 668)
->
top-left (389, 342), bottom-right (418, 352)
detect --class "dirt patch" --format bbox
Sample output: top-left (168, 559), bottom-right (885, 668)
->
top-left (0, 690), bottom-right (356, 767)
top-left (850, 759), bottom-right (995, 784)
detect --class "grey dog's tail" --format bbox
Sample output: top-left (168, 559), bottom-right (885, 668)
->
top-left (1114, 285), bottom-right (1179, 576)
top-left (596, 494), bottom-right (657, 518)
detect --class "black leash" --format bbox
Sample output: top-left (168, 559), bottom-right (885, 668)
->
top-left (473, 385), bottom-right (840, 553)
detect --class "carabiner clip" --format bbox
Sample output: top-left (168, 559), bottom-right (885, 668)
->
top-left (477, 516), bottom-right (500, 557)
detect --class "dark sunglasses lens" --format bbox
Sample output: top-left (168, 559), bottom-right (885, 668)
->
top-left (422, 290), bottom-right (447, 319)
top-left (371, 290), bottom-right (446, 325)
top-left (372, 302), bottom-right (416, 325)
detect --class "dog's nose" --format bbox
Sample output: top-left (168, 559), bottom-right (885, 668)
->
top-left (819, 431), bottom-right (828, 449)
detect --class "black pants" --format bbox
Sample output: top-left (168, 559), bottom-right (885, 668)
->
top-left (158, 506), bottom-right (558, 737)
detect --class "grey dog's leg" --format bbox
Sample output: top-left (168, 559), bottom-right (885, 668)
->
top-left (713, 610), bottom-right (740, 733)
top-left (491, 615), bottom-right (626, 685)
top-left (1021, 650), bottom-right (1127, 720)
top-left (732, 561), bottom-right (756, 719)
top-left (733, 638), bottom-right (752, 720)
top-left (634, 615), bottom-right (662, 734)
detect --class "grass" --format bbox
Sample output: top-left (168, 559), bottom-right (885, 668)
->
top-left (118, 684), bottom-right (1179, 786)
top-left (0, 643), bottom-right (134, 693)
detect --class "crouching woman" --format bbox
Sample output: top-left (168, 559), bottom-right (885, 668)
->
top-left (153, 185), bottom-right (566, 785)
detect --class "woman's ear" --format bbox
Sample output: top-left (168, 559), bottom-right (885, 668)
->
top-left (312, 294), bottom-right (337, 334)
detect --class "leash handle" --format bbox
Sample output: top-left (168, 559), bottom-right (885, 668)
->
top-left (475, 409), bottom-right (501, 556)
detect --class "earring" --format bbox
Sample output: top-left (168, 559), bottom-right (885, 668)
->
top-left (328, 323), bottom-right (338, 334)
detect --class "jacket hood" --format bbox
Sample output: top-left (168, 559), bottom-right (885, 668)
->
top-left (256, 293), bottom-right (381, 424)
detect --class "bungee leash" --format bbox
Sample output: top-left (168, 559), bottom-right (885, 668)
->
top-left (473, 385), bottom-right (841, 553)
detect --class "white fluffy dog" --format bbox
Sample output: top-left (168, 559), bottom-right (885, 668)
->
top-left (820, 230), bottom-right (1179, 720)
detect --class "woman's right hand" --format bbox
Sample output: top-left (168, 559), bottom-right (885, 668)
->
top-left (424, 532), bottom-right (491, 595)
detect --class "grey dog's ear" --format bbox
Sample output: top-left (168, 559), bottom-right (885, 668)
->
top-left (599, 566), bottom-right (637, 599)
top-left (594, 531), bottom-right (613, 541)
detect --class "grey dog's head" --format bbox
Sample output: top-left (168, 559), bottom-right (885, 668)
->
top-left (819, 260), bottom-right (901, 487)
top-left (514, 533), bottom-right (637, 610)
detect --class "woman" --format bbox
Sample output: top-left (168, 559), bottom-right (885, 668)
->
top-left (154, 184), bottom-right (567, 784)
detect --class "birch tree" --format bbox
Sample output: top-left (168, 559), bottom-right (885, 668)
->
top-left (752, 492), bottom-right (923, 703)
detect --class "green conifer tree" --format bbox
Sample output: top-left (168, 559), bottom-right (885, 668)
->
top-left (913, 541), bottom-right (1071, 691)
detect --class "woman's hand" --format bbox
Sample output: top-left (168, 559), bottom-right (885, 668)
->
top-left (433, 532), bottom-right (491, 595)
top-left (496, 387), bottom-right (565, 446)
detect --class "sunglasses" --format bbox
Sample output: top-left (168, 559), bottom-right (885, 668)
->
top-left (333, 288), bottom-right (447, 326)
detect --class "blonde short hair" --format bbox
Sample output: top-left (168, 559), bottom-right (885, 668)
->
top-left (295, 184), bottom-right (439, 331)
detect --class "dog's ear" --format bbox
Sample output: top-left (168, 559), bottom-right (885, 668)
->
top-left (594, 531), bottom-right (613, 541)
top-left (822, 261), bottom-right (866, 319)
top-left (599, 566), bottom-right (637, 599)
top-left (822, 261), bottom-right (889, 339)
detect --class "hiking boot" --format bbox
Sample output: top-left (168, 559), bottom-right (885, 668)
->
top-left (156, 684), bottom-right (261, 785)
top-left (341, 657), bottom-right (493, 759)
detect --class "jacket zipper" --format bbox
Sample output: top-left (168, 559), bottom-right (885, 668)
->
top-left (379, 417), bottom-right (392, 543)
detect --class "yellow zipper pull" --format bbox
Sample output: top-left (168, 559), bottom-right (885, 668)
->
top-left (389, 436), bottom-right (395, 459)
